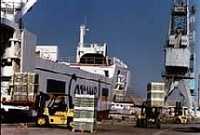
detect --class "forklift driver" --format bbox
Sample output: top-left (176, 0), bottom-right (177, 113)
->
top-left (48, 96), bottom-right (67, 115)
top-left (55, 96), bottom-right (67, 111)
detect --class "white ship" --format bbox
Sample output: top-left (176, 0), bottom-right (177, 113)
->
top-left (0, 0), bottom-right (130, 119)
top-left (69, 24), bottom-right (130, 101)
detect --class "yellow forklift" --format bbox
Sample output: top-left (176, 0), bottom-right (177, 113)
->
top-left (34, 92), bottom-right (74, 127)
top-left (174, 102), bottom-right (190, 124)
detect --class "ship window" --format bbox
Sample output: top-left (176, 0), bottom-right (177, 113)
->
top-left (190, 89), bottom-right (195, 96)
top-left (171, 15), bottom-right (187, 35)
top-left (2, 59), bottom-right (12, 66)
top-left (1, 76), bottom-right (11, 81)
top-left (80, 53), bottom-right (106, 64)
top-left (117, 70), bottom-right (121, 75)
top-left (102, 88), bottom-right (109, 96)
top-left (104, 70), bottom-right (109, 77)
top-left (46, 79), bottom-right (65, 94)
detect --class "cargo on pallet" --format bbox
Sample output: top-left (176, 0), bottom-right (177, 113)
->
top-left (146, 82), bottom-right (165, 107)
top-left (72, 94), bottom-right (97, 133)
top-left (2, 72), bottom-right (39, 106)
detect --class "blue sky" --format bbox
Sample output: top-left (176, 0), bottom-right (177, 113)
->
top-left (23, 0), bottom-right (199, 97)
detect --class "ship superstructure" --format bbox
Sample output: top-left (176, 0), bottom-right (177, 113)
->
top-left (70, 24), bottom-right (131, 102)
top-left (163, 0), bottom-right (198, 110)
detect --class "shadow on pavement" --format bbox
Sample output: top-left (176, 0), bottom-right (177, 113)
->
top-left (173, 127), bottom-right (200, 133)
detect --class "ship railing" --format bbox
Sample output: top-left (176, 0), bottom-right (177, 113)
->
top-left (112, 57), bottom-right (128, 68)
top-left (59, 56), bottom-right (114, 66)
top-left (58, 56), bottom-right (76, 63)
top-left (36, 55), bottom-right (128, 68)
top-left (80, 43), bottom-right (106, 47)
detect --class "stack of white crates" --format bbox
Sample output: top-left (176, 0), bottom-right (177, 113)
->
top-left (146, 82), bottom-right (165, 107)
top-left (72, 94), bottom-right (97, 133)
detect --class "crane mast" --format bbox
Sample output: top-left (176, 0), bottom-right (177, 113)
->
top-left (163, 0), bottom-right (197, 110)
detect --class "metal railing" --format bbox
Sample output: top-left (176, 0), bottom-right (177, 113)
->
top-left (59, 56), bottom-right (113, 65)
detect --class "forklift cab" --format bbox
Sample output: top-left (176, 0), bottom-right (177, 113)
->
top-left (47, 95), bottom-right (68, 115)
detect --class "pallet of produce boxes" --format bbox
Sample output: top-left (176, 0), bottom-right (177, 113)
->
top-left (72, 94), bottom-right (97, 133)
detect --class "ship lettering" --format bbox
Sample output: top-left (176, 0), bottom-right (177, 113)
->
top-left (74, 84), bottom-right (97, 95)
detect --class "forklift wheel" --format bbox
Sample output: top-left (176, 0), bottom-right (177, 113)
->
top-left (36, 116), bottom-right (48, 126)
top-left (1, 113), bottom-right (5, 123)
top-left (175, 118), bottom-right (181, 124)
top-left (67, 117), bottom-right (73, 128)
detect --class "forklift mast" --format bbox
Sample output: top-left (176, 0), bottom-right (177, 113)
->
top-left (35, 92), bottom-right (50, 115)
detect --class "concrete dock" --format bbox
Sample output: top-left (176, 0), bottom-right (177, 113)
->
top-left (1, 121), bottom-right (200, 135)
